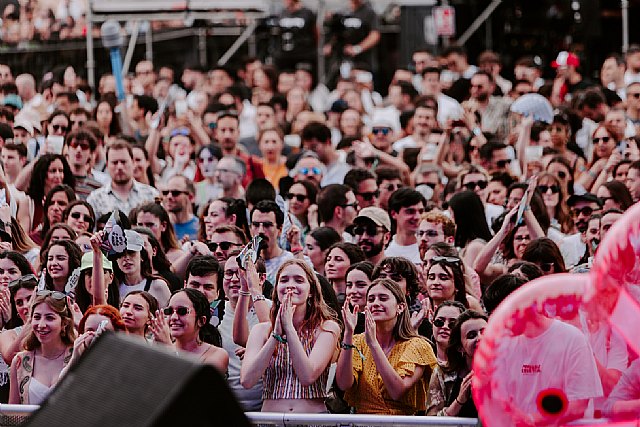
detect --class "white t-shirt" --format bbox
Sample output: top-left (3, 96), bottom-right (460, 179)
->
top-left (560, 232), bottom-right (586, 269)
top-left (493, 320), bottom-right (603, 419)
top-left (392, 135), bottom-right (421, 152)
top-left (485, 203), bottom-right (504, 231)
top-left (384, 237), bottom-right (421, 264)
top-left (436, 93), bottom-right (464, 125)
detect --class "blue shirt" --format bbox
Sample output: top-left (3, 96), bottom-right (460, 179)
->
top-left (174, 216), bottom-right (199, 241)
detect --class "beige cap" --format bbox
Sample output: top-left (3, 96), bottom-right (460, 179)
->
top-left (356, 207), bottom-right (391, 231)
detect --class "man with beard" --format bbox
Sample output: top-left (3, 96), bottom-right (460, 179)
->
top-left (162, 175), bottom-right (198, 240)
top-left (464, 71), bottom-right (511, 141)
top-left (208, 225), bottom-right (247, 263)
top-left (250, 200), bottom-right (293, 284)
top-left (384, 188), bottom-right (426, 264)
top-left (563, 193), bottom-right (602, 269)
top-left (215, 156), bottom-right (245, 200)
top-left (88, 141), bottom-right (159, 218)
top-left (215, 111), bottom-right (264, 188)
top-left (352, 207), bottom-right (390, 266)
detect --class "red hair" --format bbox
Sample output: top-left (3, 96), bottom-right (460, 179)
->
top-left (78, 305), bottom-right (126, 334)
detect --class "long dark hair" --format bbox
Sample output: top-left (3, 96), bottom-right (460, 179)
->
top-left (308, 227), bottom-right (341, 250)
top-left (0, 251), bottom-right (34, 276)
top-left (27, 154), bottom-right (75, 203)
top-left (522, 237), bottom-right (566, 273)
top-left (445, 310), bottom-right (487, 373)
top-left (426, 257), bottom-right (469, 308)
top-left (121, 290), bottom-right (158, 335)
top-left (43, 239), bottom-right (83, 291)
top-left (372, 256), bottom-right (420, 301)
top-left (171, 288), bottom-right (222, 347)
top-left (603, 180), bottom-right (633, 211)
top-left (129, 203), bottom-right (181, 252)
top-left (448, 191), bottom-right (492, 248)
top-left (133, 226), bottom-right (173, 273)
top-left (40, 184), bottom-right (76, 240)
top-left (7, 274), bottom-right (37, 330)
top-left (112, 248), bottom-right (155, 284)
top-left (39, 223), bottom-right (77, 268)
top-left (94, 94), bottom-right (122, 136)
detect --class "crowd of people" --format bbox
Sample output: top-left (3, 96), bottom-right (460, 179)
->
top-left (0, 0), bottom-right (639, 422)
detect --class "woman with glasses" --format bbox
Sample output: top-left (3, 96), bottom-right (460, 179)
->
top-left (424, 257), bottom-right (470, 315)
top-left (546, 155), bottom-right (575, 196)
top-left (259, 127), bottom-right (288, 188)
top-left (423, 243), bottom-right (481, 301)
top-left (427, 310), bottom-right (487, 417)
top-left (42, 239), bottom-right (83, 293)
top-left (537, 172), bottom-right (573, 234)
top-left (430, 301), bottom-right (466, 367)
top-left (337, 278), bottom-right (437, 415)
top-left (241, 259), bottom-right (341, 413)
top-left (131, 203), bottom-right (184, 264)
top-left (596, 180), bottom-right (633, 212)
top-left (286, 180), bottom-right (318, 243)
top-left (9, 290), bottom-right (76, 404)
top-left (151, 288), bottom-right (228, 372)
top-left (578, 123), bottom-right (621, 193)
top-left (63, 201), bottom-right (96, 235)
top-left (324, 243), bottom-right (366, 305)
top-left (16, 156), bottom-right (75, 235)
top-left (303, 227), bottom-right (341, 276)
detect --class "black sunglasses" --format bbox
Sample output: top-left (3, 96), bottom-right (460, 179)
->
top-left (571, 206), bottom-right (596, 217)
top-left (433, 317), bottom-right (457, 328)
top-left (496, 159), bottom-right (511, 168)
top-left (593, 136), bottom-right (611, 144)
top-left (207, 241), bottom-right (241, 252)
top-left (357, 190), bottom-right (379, 202)
top-left (372, 127), bottom-right (391, 136)
top-left (163, 306), bottom-right (191, 316)
top-left (340, 202), bottom-right (359, 210)
top-left (162, 190), bottom-right (189, 197)
top-left (9, 274), bottom-right (37, 289)
top-left (463, 180), bottom-right (488, 191)
top-left (286, 193), bottom-right (308, 202)
top-left (70, 212), bottom-right (92, 223)
top-left (51, 124), bottom-right (68, 133)
top-left (352, 224), bottom-right (382, 236)
top-left (537, 185), bottom-right (560, 194)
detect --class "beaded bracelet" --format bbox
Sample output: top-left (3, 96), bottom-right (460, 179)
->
top-left (272, 332), bottom-right (287, 344)
top-left (340, 342), bottom-right (366, 362)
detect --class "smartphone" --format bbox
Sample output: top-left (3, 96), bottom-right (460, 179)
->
top-left (175, 100), bottom-right (188, 118)
top-left (46, 135), bottom-right (64, 154)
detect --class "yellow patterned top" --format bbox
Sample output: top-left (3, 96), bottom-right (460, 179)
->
top-left (344, 334), bottom-right (437, 415)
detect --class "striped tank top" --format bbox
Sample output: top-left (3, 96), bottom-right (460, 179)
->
top-left (262, 329), bottom-right (329, 400)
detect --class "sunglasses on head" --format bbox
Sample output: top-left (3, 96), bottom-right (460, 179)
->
top-left (70, 211), bottom-right (92, 222)
top-left (286, 193), bottom-right (308, 202)
top-left (36, 290), bottom-right (66, 301)
top-left (170, 128), bottom-right (190, 138)
top-left (431, 256), bottom-right (461, 265)
top-left (372, 127), bottom-right (391, 136)
top-left (463, 180), bottom-right (488, 191)
top-left (163, 306), bottom-right (191, 316)
top-left (300, 167), bottom-right (321, 176)
top-left (9, 274), bottom-right (37, 289)
top-left (357, 190), bottom-right (379, 201)
top-left (352, 224), bottom-right (382, 236)
top-left (162, 190), bottom-right (188, 197)
top-left (433, 317), bottom-right (457, 328)
top-left (537, 185), bottom-right (560, 194)
top-left (207, 241), bottom-right (241, 252)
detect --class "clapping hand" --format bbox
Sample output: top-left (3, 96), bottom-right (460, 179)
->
top-left (342, 300), bottom-right (359, 334)
top-left (150, 309), bottom-right (172, 344)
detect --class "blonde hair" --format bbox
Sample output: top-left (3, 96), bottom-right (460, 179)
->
top-left (24, 293), bottom-right (76, 351)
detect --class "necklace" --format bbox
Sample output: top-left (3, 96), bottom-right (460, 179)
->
top-left (40, 347), bottom-right (67, 360)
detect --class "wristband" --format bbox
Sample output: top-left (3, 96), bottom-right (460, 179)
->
top-left (352, 45), bottom-right (363, 55)
top-left (272, 332), bottom-right (287, 344)
top-left (340, 342), bottom-right (366, 361)
top-left (239, 290), bottom-right (251, 296)
top-left (252, 294), bottom-right (266, 303)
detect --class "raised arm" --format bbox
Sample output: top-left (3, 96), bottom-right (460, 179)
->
top-left (240, 321), bottom-right (277, 389)
top-left (335, 301), bottom-right (357, 391)
top-left (233, 260), bottom-right (270, 347)
top-left (89, 232), bottom-right (107, 306)
top-left (473, 207), bottom-right (517, 280)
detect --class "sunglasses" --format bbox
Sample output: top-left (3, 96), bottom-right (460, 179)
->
top-left (206, 122), bottom-right (217, 130)
top-left (9, 274), bottom-right (37, 289)
top-left (352, 224), bottom-right (382, 236)
top-left (571, 207), bottom-right (595, 217)
top-left (163, 306), bottom-right (191, 316)
top-left (300, 167), bottom-right (321, 176)
top-left (224, 269), bottom-right (241, 280)
top-left (207, 241), bottom-right (241, 252)
top-left (286, 193), bottom-right (308, 202)
top-left (69, 140), bottom-right (91, 150)
top-left (162, 190), bottom-right (189, 197)
top-left (431, 256), bottom-right (461, 265)
top-left (383, 183), bottom-right (402, 192)
top-left (539, 262), bottom-right (554, 272)
top-left (357, 190), bottom-right (379, 201)
top-left (537, 185), bottom-right (560, 194)
top-left (433, 317), bottom-right (457, 328)
top-left (496, 159), bottom-right (511, 168)
top-left (514, 235), bottom-right (530, 242)
top-left (70, 120), bottom-right (86, 126)
top-left (51, 124), bottom-right (68, 133)
top-left (593, 136), bottom-right (611, 144)
top-left (372, 127), bottom-right (391, 136)
top-left (463, 180), bottom-right (488, 191)
top-left (170, 128), bottom-right (190, 138)
top-left (340, 202), bottom-right (359, 210)
top-left (36, 290), bottom-right (66, 301)
top-left (70, 211), bottom-right (92, 222)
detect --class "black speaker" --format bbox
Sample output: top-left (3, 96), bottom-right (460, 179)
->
top-left (25, 333), bottom-right (250, 427)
